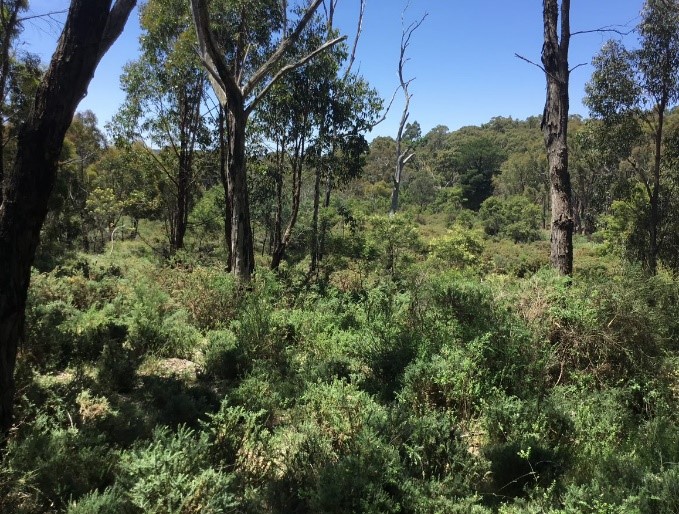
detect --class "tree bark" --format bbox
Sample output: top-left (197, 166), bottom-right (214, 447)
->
top-left (648, 101), bottom-right (665, 275)
top-left (0, 0), bottom-right (135, 442)
top-left (227, 105), bottom-right (255, 279)
top-left (541, 0), bottom-right (574, 276)
top-left (309, 156), bottom-right (322, 274)
top-left (217, 105), bottom-right (232, 271)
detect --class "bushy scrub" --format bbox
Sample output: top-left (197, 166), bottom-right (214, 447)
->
top-left (516, 267), bottom-right (677, 385)
top-left (119, 426), bottom-right (237, 513)
top-left (484, 239), bottom-right (549, 277)
top-left (201, 329), bottom-right (240, 380)
top-left (11, 206), bottom-right (679, 514)
top-left (428, 224), bottom-right (485, 269)
top-left (479, 195), bottom-right (542, 243)
top-left (168, 266), bottom-right (240, 330)
top-left (126, 279), bottom-right (200, 358)
top-left (363, 214), bottom-right (423, 279)
top-left (4, 414), bottom-right (117, 511)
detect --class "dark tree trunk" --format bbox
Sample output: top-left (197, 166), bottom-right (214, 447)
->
top-left (541, 0), bottom-right (574, 276)
top-left (0, 0), bottom-right (135, 442)
top-left (173, 156), bottom-right (189, 251)
top-left (309, 159), bottom-right (322, 274)
top-left (227, 105), bottom-right (255, 280)
top-left (317, 160), bottom-right (333, 264)
top-left (647, 101), bottom-right (665, 275)
top-left (170, 79), bottom-right (203, 253)
top-left (217, 105), bottom-right (232, 270)
top-left (272, 140), bottom-right (284, 258)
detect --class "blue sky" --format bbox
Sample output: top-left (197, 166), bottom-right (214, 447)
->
top-left (20, 0), bottom-right (641, 139)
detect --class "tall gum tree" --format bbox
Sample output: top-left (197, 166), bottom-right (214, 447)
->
top-left (541, 0), bottom-right (574, 276)
top-left (190, 0), bottom-right (345, 280)
top-left (585, 0), bottom-right (679, 274)
top-left (0, 0), bottom-right (136, 442)
top-left (113, 0), bottom-right (207, 252)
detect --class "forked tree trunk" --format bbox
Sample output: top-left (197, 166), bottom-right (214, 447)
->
top-left (190, 0), bottom-right (343, 281)
top-left (0, 0), bottom-right (136, 442)
top-left (542, 0), bottom-right (574, 276)
top-left (271, 136), bottom-right (304, 270)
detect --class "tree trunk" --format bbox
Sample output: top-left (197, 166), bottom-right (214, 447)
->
top-left (172, 151), bottom-right (190, 251)
top-left (309, 160), bottom-right (322, 274)
top-left (271, 136), bottom-right (304, 270)
top-left (541, 0), bottom-right (574, 276)
top-left (317, 159), bottom-right (333, 264)
top-left (217, 105), bottom-right (232, 270)
top-left (647, 101), bottom-right (665, 275)
top-left (227, 106), bottom-right (255, 280)
top-left (390, 170), bottom-right (401, 215)
top-left (0, 0), bottom-right (135, 442)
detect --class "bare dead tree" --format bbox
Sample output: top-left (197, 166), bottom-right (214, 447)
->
top-left (516, 5), bottom-right (637, 275)
top-left (390, 5), bottom-right (426, 216)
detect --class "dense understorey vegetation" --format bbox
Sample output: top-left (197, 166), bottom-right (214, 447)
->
top-left (2, 217), bottom-right (679, 513)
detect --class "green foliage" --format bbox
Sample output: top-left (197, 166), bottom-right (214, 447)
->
top-left (479, 195), bottom-right (542, 243)
top-left (189, 185), bottom-right (224, 247)
top-left (67, 486), bottom-right (138, 514)
top-left (120, 426), bottom-right (237, 513)
top-left (428, 224), bottom-right (485, 268)
top-left (484, 239), bottom-right (549, 277)
top-left (126, 280), bottom-right (200, 358)
top-left (169, 267), bottom-right (240, 330)
top-left (201, 329), bottom-right (240, 381)
top-left (4, 415), bottom-right (117, 511)
top-left (363, 214), bottom-right (423, 278)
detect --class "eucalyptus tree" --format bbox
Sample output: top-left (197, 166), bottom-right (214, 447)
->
top-left (309, 71), bottom-right (380, 271)
top-left (585, 0), bottom-right (679, 273)
top-left (114, 0), bottom-right (207, 252)
top-left (541, 0), bottom-right (574, 276)
top-left (258, 38), bottom-right (326, 269)
top-left (0, 0), bottom-right (136, 442)
top-left (190, 0), bottom-right (345, 280)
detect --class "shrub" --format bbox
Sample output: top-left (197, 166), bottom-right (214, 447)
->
top-left (67, 486), bottom-right (137, 514)
top-left (479, 195), bottom-right (542, 243)
top-left (429, 225), bottom-right (485, 269)
top-left (202, 329), bottom-right (240, 381)
top-left (4, 415), bottom-right (117, 511)
top-left (484, 239), bottom-right (549, 277)
top-left (171, 267), bottom-right (240, 330)
top-left (119, 426), bottom-right (238, 513)
top-left (97, 342), bottom-right (138, 393)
